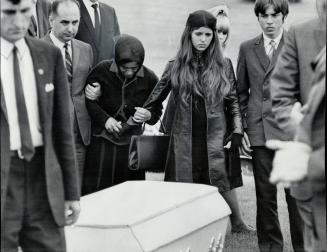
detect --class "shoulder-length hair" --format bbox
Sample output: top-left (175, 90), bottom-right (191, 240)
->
top-left (170, 26), bottom-right (230, 105)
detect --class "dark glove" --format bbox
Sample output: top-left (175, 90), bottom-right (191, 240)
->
top-left (231, 133), bottom-right (243, 150)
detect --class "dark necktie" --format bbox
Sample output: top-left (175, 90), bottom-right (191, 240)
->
top-left (91, 3), bottom-right (101, 42)
top-left (13, 46), bottom-right (35, 161)
top-left (64, 43), bottom-right (73, 83)
top-left (267, 40), bottom-right (276, 62)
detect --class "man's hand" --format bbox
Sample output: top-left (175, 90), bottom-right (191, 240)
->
top-left (105, 117), bottom-right (122, 133)
top-left (85, 82), bottom-right (101, 100)
top-left (240, 132), bottom-right (252, 156)
top-left (266, 140), bottom-right (312, 185)
top-left (65, 201), bottom-right (81, 226)
top-left (133, 107), bottom-right (151, 123)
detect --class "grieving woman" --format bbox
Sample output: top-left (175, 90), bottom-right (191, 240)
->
top-left (143, 10), bottom-right (253, 232)
top-left (82, 35), bottom-right (160, 195)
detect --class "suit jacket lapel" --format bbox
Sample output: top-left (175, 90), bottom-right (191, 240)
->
top-left (0, 80), bottom-right (8, 122)
top-left (71, 39), bottom-right (80, 89)
top-left (253, 35), bottom-right (270, 71)
top-left (25, 37), bottom-right (47, 127)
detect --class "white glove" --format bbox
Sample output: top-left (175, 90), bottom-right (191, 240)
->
top-left (266, 140), bottom-right (312, 185)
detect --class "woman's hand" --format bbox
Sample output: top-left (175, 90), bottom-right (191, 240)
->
top-left (105, 117), bottom-right (122, 133)
top-left (231, 133), bottom-right (243, 150)
top-left (85, 82), bottom-right (101, 100)
top-left (133, 107), bottom-right (151, 123)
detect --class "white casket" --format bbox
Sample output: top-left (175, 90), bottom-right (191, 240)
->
top-left (65, 181), bottom-right (231, 252)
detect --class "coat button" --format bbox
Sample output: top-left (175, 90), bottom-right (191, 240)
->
top-left (263, 97), bottom-right (267, 101)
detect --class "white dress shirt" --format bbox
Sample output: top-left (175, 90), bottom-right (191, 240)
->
top-left (49, 32), bottom-right (72, 65)
top-left (1, 37), bottom-right (43, 150)
top-left (82, 0), bottom-right (101, 27)
top-left (263, 30), bottom-right (283, 55)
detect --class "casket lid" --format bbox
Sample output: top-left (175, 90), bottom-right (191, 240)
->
top-left (76, 181), bottom-right (229, 227)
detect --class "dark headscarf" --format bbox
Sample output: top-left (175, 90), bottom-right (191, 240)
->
top-left (114, 34), bottom-right (145, 66)
top-left (186, 10), bottom-right (217, 30)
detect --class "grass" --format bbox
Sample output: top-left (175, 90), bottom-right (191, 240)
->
top-left (223, 172), bottom-right (293, 252)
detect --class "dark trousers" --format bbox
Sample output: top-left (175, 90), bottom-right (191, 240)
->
top-left (252, 146), bottom-right (304, 252)
top-left (82, 137), bottom-right (145, 195)
top-left (74, 118), bottom-right (86, 188)
top-left (1, 148), bottom-right (66, 252)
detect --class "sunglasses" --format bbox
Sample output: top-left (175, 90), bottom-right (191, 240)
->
top-left (217, 29), bottom-right (228, 35)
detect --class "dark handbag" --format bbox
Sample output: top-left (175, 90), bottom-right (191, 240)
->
top-left (128, 120), bottom-right (170, 172)
top-left (224, 148), bottom-right (242, 178)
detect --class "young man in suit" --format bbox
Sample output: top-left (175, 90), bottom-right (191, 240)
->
top-left (43, 0), bottom-right (94, 186)
top-left (0, 0), bottom-right (80, 250)
top-left (268, 46), bottom-right (326, 252)
top-left (27, 0), bottom-right (51, 38)
top-left (236, 0), bottom-right (304, 251)
top-left (270, 0), bottom-right (326, 250)
top-left (75, 0), bottom-right (120, 66)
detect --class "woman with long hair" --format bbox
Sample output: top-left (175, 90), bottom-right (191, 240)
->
top-left (141, 10), bottom-right (253, 232)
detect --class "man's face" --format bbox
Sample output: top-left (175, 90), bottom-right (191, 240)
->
top-left (1, 0), bottom-right (33, 43)
top-left (258, 5), bottom-right (285, 39)
top-left (50, 1), bottom-right (80, 43)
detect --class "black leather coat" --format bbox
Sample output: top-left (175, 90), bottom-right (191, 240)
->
top-left (144, 58), bottom-right (243, 187)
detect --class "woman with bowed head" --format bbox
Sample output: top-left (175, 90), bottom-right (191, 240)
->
top-left (82, 34), bottom-right (161, 195)
top-left (143, 10), bottom-right (254, 233)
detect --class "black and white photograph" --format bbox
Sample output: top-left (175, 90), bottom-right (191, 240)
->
top-left (1, 0), bottom-right (326, 251)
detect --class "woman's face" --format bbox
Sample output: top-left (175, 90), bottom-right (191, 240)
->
top-left (191, 27), bottom-right (213, 52)
top-left (217, 29), bottom-right (228, 45)
top-left (119, 61), bottom-right (139, 79)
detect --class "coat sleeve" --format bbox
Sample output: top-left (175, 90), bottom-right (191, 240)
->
top-left (53, 48), bottom-right (79, 200)
top-left (85, 62), bottom-right (112, 128)
top-left (144, 62), bottom-right (173, 125)
top-left (270, 26), bottom-right (300, 137)
top-left (225, 58), bottom-right (243, 136)
top-left (236, 43), bottom-right (249, 129)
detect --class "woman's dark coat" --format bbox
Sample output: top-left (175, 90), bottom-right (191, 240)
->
top-left (144, 58), bottom-right (243, 191)
top-left (82, 35), bottom-right (160, 195)
top-left (85, 61), bottom-right (160, 145)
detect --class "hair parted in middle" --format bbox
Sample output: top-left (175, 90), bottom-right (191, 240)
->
top-left (170, 10), bottom-right (231, 105)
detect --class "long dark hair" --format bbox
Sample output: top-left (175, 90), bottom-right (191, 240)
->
top-left (170, 26), bottom-right (230, 105)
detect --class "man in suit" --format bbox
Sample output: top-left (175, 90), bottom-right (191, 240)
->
top-left (43, 0), bottom-right (93, 185)
top-left (27, 0), bottom-right (51, 38)
top-left (0, 0), bottom-right (80, 250)
top-left (269, 0), bottom-right (326, 250)
top-left (75, 0), bottom-right (120, 66)
top-left (236, 0), bottom-right (304, 251)
top-left (268, 46), bottom-right (326, 252)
